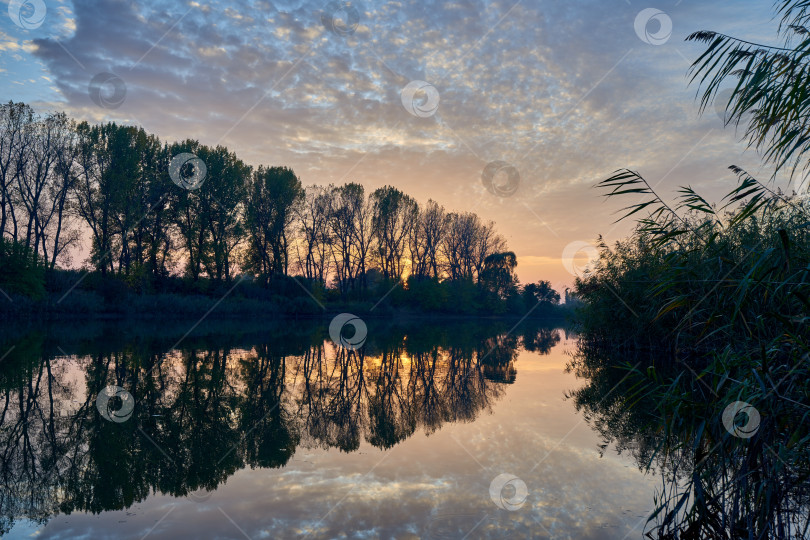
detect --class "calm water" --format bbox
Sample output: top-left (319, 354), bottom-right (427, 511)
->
top-left (0, 319), bottom-right (658, 539)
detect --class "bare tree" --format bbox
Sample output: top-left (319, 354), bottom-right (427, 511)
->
top-left (442, 212), bottom-right (476, 280)
top-left (408, 199), bottom-right (447, 280)
top-left (371, 186), bottom-right (417, 280)
top-left (473, 219), bottom-right (505, 279)
top-left (294, 184), bottom-right (333, 284)
top-left (351, 185), bottom-right (375, 291)
top-left (441, 213), bottom-right (505, 282)
top-left (0, 102), bottom-right (33, 242)
top-left (43, 113), bottom-right (80, 269)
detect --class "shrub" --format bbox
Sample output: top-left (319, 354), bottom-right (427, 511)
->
top-left (0, 239), bottom-right (45, 299)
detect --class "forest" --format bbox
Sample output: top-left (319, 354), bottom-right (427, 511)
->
top-left (0, 101), bottom-right (563, 319)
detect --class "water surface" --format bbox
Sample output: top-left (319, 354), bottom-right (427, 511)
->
top-left (0, 319), bottom-right (658, 539)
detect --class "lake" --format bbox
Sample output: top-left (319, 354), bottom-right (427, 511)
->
top-left (0, 319), bottom-right (660, 539)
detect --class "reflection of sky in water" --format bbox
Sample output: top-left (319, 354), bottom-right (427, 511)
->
top-left (9, 337), bottom-right (657, 539)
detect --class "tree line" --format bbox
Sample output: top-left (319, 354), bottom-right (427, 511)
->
top-left (0, 101), bottom-right (560, 313)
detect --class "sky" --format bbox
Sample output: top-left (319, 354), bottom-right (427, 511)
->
top-left (0, 0), bottom-right (793, 290)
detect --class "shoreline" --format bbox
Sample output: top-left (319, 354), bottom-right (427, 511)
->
top-left (0, 305), bottom-right (574, 322)
top-left (0, 290), bottom-right (575, 322)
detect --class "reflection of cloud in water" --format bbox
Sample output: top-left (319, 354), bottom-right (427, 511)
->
top-left (159, 430), bottom-right (653, 539)
top-left (0, 322), bottom-right (656, 539)
top-left (144, 393), bottom-right (647, 536)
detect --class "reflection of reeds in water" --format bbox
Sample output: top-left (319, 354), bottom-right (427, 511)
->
top-left (0, 321), bottom-right (557, 534)
top-left (569, 343), bottom-right (810, 539)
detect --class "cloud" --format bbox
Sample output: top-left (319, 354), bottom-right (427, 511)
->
top-left (5, 0), bottom-right (780, 285)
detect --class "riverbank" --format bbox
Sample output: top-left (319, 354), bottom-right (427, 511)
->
top-left (0, 287), bottom-right (573, 322)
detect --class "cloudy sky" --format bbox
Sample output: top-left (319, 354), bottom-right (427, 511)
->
top-left (0, 0), bottom-right (788, 288)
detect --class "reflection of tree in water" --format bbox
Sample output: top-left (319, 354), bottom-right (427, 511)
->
top-left (295, 338), bottom-right (503, 452)
top-left (239, 343), bottom-right (298, 469)
top-left (477, 327), bottom-right (561, 383)
top-left (0, 337), bottom-right (78, 535)
top-left (521, 326), bottom-right (560, 354)
top-left (0, 321), bottom-right (557, 533)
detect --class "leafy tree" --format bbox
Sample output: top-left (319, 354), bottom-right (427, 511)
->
top-left (0, 101), bottom-right (538, 315)
top-left (133, 138), bottom-right (173, 285)
top-left (74, 122), bottom-right (141, 275)
top-left (479, 251), bottom-right (518, 310)
top-left (199, 145), bottom-right (251, 283)
top-left (522, 280), bottom-right (560, 306)
top-left (172, 140), bottom-right (207, 281)
top-left (0, 238), bottom-right (44, 298)
top-left (244, 166), bottom-right (304, 283)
